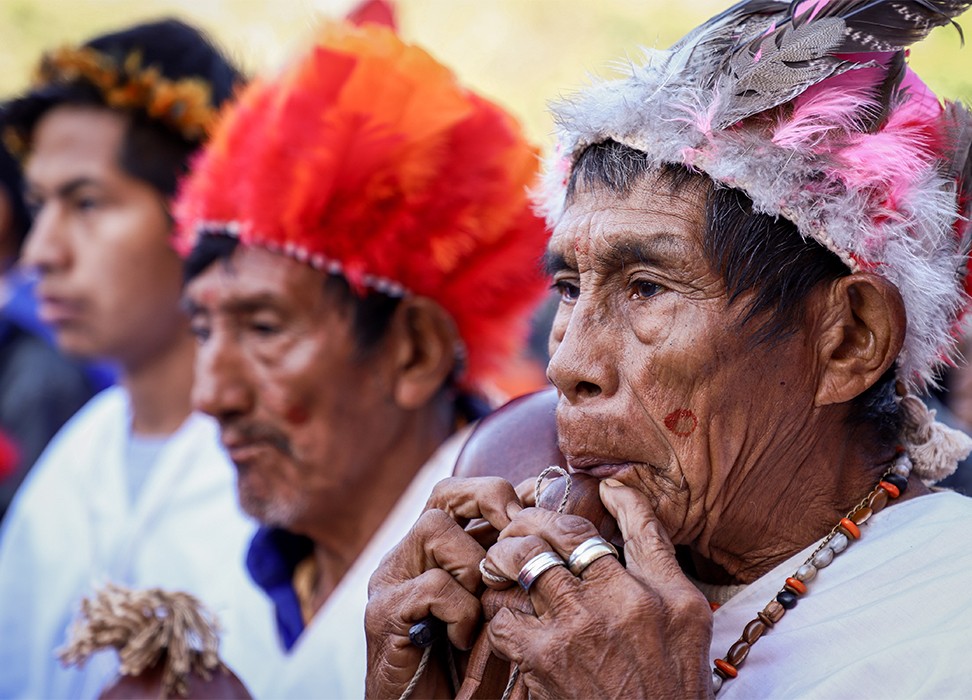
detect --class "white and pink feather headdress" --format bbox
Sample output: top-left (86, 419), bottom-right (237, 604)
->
top-left (541, 0), bottom-right (972, 391)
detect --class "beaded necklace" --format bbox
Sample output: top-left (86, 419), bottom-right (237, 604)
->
top-left (710, 450), bottom-right (913, 695)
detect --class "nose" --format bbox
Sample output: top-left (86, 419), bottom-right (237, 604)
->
top-left (21, 203), bottom-right (71, 275)
top-left (191, 326), bottom-right (255, 424)
top-left (546, 300), bottom-right (618, 404)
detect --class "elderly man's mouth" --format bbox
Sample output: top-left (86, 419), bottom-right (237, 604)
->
top-left (223, 442), bottom-right (273, 467)
top-left (566, 456), bottom-right (642, 479)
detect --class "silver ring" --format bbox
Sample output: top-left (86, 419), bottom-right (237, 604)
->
top-left (517, 551), bottom-right (566, 592)
top-left (567, 536), bottom-right (618, 577)
top-left (479, 557), bottom-right (510, 584)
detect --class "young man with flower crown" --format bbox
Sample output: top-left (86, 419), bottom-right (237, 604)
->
top-left (0, 20), bottom-right (276, 698)
top-left (175, 19), bottom-right (550, 698)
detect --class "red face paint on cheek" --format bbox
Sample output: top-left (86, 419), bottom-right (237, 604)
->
top-left (198, 288), bottom-right (217, 306)
top-left (284, 403), bottom-right (310, 425)
top-left (664, 409), bottom-right (698, 437)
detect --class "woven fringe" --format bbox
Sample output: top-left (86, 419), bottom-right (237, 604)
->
top-left (899, 394), bottom-right (972, 483)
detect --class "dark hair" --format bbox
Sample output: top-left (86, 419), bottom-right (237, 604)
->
top-left (567, 139), bottom-right (900, 447)
top-left (0, 141), bottom-right (30, 251)
top-left (2, 19), bottom-right (242, 198)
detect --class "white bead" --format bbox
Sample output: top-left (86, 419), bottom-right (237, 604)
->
top-left (795, 563), bottom-right (817, 582)
top-left (892, 454), bottom-right (912, 478)
top-left (829, 532), bottom-right (848, 554)
top-left (812, 547), bottom-right (834, 568)
top-left (712, 671), bottom-right (723, 694)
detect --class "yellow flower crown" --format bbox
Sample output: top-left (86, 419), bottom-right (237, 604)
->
top-left (4, 45), bottom-right (218, 157)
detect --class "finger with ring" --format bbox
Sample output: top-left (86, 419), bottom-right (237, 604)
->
top-left (517, 551), bottom-right (566, 592)
top-left (479, 557), bottom-right (511, 586)
top-left (567, 536), bottom-right (618, 577)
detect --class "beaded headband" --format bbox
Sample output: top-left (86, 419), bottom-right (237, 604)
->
top-left (3, 45), bottom-right (218, 158)
top-left (539, 0), bottom-right (972, 390)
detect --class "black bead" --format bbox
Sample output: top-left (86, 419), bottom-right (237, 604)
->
top-left (776, 590), bottom-right (798, 609)
top-left (884, 472), bottom-right (908, 494)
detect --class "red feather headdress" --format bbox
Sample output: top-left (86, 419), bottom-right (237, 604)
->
top-left (175, 23), bottom-right (549, 392)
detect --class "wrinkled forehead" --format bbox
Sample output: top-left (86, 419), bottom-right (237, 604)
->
top-left (183, 244), bottom-right (327, 310)
top-left (547, 175), bottom-right (708, 273)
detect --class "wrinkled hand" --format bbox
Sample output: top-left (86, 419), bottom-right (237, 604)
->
top-left (365, 477), bottom-right (523, 698)
top-left (482, 479), bottom-right (714, 699)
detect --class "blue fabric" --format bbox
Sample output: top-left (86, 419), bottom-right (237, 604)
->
top-left (245, 526), bottom-right (314, 651)
top-left (0, 272), bottom-right (116, 392)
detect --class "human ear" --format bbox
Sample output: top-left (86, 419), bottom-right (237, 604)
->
top-left (388, 297), bottom-right (460, 410)
top-left (814, 273), bottom-right (905, 406)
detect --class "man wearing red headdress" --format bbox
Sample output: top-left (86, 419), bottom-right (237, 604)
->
top-left (176, 21), bottom-right (549, 698)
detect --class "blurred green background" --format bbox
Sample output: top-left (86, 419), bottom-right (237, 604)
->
top-left (1, 0), bottom-right (970, 151)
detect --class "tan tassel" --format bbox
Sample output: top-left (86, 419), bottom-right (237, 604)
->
top-left (898, 393), bottom-right (972, 483)
top-left (58, 583), bottom-right (221, 698)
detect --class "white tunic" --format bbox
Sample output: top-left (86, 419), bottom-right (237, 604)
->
top-left (710, 490), bottom-right (972, 698)
top-left (0, 387), bottom-right (275, 699)
top-left (234, 429), bottom-right (468, 700)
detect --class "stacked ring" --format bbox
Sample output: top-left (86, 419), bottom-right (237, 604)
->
top-left (517, 551), bottom-right (566, 592)
top-left (567, 536), bottom-right (618, 576)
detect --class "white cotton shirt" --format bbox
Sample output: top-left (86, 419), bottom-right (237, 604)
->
top-left (710, 490), bottom-right (972, 699)
top-left (0, 387), bottom-right (275, 699)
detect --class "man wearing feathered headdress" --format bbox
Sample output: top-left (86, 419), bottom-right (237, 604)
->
top-left (174, 18), bottom-right (550, 699)
top-left (366, 1), bottom-right (972, 697)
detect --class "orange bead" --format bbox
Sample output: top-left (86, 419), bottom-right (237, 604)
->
top-left (714, 659), bottom-right (738, 679)
top-left (709, 601), bottom-right (721, 612)
top-left (784, 577), bottom-right (807, 595)
top-left (879, 480), bottom-right (900, 499)
top-left (838, 517), bottom-right (861, 539)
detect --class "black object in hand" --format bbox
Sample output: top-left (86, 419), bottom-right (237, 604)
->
top-left (408, 616), bottom-right (443, 648)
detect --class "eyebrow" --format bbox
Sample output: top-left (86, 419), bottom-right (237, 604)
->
top-left (25, 176), bottom-right (103, 202)
top-left (613, 232), bottom-right (696, 273)
top-left (546, 232), bottom-right (689, 276)
top-left (543, 250), bottom-right (571, 275)
top-left (182, 292), bottom-right (285, 317)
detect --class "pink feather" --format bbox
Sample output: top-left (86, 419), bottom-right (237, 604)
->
top-left (772, 84), bottom-right (878, 150)
top-left (794, 0), bottom-right (829, 23)
top-left (836, 98), bottom-right (940, 192)
top-left (771, 54), bottom-right (912, 153)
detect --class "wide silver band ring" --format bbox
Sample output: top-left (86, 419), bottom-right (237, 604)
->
top-left (517, 551), bottom-right (566, 592)
top-left (567, 536), bottom-right (618, 577)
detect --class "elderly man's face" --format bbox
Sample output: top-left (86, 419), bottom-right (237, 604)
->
top-left (546, 176), bottom-right (819, 545)
top-left (185, 247), bottom-right (401, 534)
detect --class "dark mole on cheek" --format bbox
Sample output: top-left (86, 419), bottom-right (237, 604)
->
top-left (664, 409), bottom-right (698, 437)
